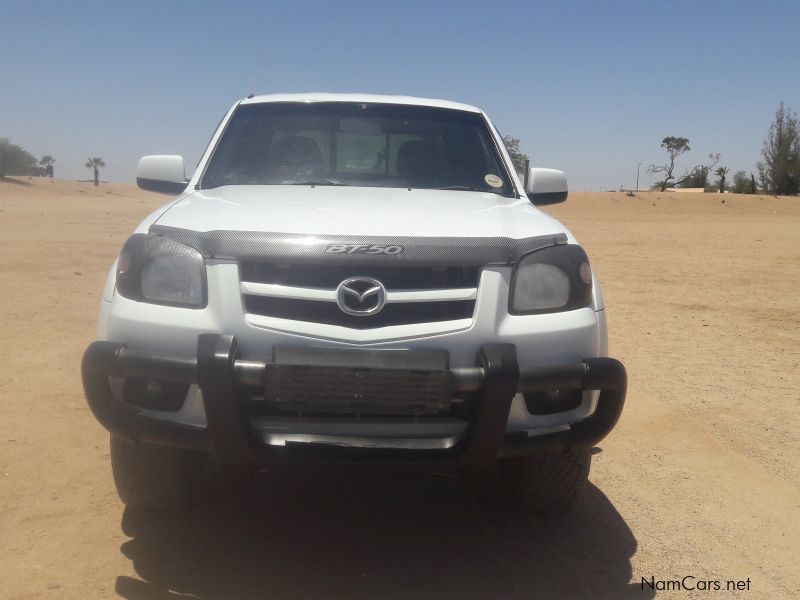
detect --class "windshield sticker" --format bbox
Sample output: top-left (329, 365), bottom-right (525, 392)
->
top-left (485, 174), bottom-right (503, 188)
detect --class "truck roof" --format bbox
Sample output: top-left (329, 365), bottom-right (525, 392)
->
top-left (239, 92), bottom-right (482, 113)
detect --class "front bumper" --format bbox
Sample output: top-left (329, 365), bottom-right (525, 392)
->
top-left (82, 334), bottom-right (626, 473)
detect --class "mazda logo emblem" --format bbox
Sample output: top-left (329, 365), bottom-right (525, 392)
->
top-left (336, 277), bottom-right (386, 316)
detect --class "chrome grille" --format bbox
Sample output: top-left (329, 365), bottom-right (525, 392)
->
top-left (240, 263), bottom-right (479, 329)
top-left (239, 263), bottom-right (479, 289)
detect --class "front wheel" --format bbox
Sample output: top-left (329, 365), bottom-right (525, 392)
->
top-left (110, 435), bottom-right (208, 510)
top-left (469, 450), bottom-right (592, 514)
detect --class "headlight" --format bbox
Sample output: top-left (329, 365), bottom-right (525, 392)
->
top-left (510, 244), bottom-right (592, 314)
top-left (116, 234), bottom-right (206, 308)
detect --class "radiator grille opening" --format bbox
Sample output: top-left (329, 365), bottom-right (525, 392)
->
top-left (244, 296), bottom-right (474, 329)
top-left (240, 262), bottom-right (480, 329)
top-left (240, 262), bottom-right (480, 290)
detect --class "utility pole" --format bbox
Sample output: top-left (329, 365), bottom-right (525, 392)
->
top-left (636, 162), bottom-right (642, 192)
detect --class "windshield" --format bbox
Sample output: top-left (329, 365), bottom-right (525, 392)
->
top-left (200, 102), bottom-right (515, 195)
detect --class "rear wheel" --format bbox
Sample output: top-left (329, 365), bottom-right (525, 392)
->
top-left (470, 450), bottom-right (591, 514)
top-left (110, 435), bottom-right (207, 509)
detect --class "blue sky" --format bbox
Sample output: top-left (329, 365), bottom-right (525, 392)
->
top-left (1, 0), bottom-right (798, 189)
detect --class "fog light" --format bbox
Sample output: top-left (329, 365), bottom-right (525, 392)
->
top-left (122, 377), bottom-right (188, 412)
top-left (523, 389), bottom-right (583, 415)
top-left (145, 380), bottom-right (164, 398)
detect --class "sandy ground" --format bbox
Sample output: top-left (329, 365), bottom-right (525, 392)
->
top-left (0, 177), bottom-right (798, 599)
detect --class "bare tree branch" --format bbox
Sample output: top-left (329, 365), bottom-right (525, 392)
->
top-left (649, 137), bottom-right (719, 191)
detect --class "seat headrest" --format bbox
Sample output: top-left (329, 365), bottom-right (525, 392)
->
top-left (275, 136), bottom-right (323, 168)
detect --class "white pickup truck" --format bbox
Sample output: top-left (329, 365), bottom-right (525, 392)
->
top-left (82, 93), bottom-right (626, 512)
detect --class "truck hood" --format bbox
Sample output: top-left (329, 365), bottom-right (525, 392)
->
top-left (152, 186), bottom-right (571, 240)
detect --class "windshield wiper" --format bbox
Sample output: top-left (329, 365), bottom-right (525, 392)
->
top-left (290, 178), bottom-right (349, 186)
top-left (433, 185), bottom-right (482, 191)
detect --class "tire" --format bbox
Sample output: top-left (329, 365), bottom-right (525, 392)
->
top-left (110, 434), bottom-right (207, 510)
top-left (470, 450), bottom-right (592, 514)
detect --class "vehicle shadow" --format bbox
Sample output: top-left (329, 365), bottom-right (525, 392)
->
top-left (116, 471), bottom-right (650, 600)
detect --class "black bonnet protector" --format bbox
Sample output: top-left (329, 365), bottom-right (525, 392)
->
top-left (148, 224), bottom-right (568, 266)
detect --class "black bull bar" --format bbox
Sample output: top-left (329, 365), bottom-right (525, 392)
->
top-left (82, 334), bottom-right (626, 472)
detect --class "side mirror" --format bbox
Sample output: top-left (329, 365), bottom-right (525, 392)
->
top-left (137, 155), bottom-right (188, 195)
top-left (526, 167), bottom-right (568, 205)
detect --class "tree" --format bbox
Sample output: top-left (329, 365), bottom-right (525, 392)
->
top-left (648, 136), bottom-right (720, 191)
top-left (680, 166), bottom-right (709, 188)
top-left (86, 157), bottom-right (105, 186)
top-left (715, 166), bottom-right (729, 193)
top-left (39, 155), bottom-right (55, 178)
top-left (757, 103), bottom-right (800, 196)
top-left (0, 139), bottom-right (39, 179)
top-left (730, 170), bottom-right (750, 194)
top-left (502, 135), bottom-right (530, 177)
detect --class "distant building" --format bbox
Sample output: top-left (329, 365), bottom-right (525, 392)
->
top-left (666, 187), bottom-right (705, 193)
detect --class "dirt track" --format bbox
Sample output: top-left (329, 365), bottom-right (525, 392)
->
top-left (1, 178), bottom-right (798, 599)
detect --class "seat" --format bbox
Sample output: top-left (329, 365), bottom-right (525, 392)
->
top-left (396, 140), bottom-right (440, 187)
top-left (274, 135), bottom-right (324, 169)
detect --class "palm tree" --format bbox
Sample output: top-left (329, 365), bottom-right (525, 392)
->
top-left (39, 155), bottom-right (55, 178)
top-left (715, 166), bottom-right (730, 193)
top-left (86, 157), bottom-right (105, 186)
